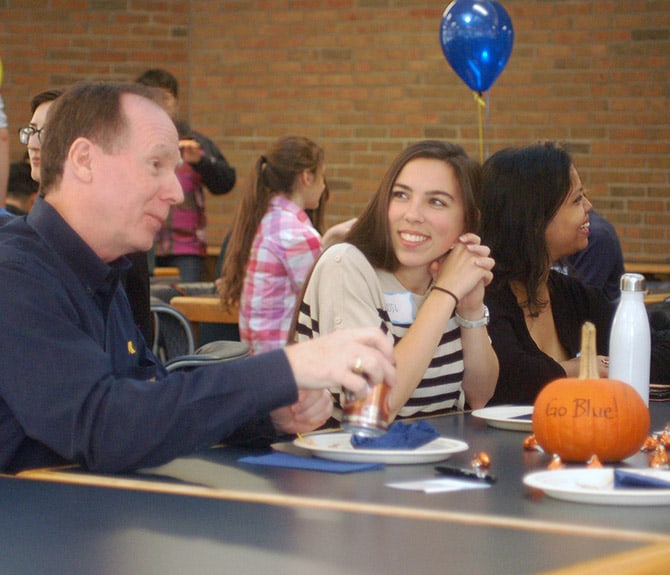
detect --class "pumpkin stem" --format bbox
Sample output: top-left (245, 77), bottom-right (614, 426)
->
top-left (578, 321), bottom-right (600, 380)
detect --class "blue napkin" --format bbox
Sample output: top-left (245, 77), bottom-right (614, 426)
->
top-left (238, 452), bottom-right (383, 473)
top-left (614, 468), bottom-right (670, 489)
top-left (350, 420), bottom-right (440, 450)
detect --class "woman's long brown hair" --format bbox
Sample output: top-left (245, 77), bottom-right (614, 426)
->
top-left (218, 136), bottom-right (324, 310)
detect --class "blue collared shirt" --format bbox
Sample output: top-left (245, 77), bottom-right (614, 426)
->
top-left (0, 197), bottom-right (297, 473)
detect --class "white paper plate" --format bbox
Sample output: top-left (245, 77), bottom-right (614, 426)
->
top-left (523, 468), bottom-right (670, 506)
top-left (471, 405), bottom-right (534, 432)
top-left (293, 432), bottom-right (468, 465)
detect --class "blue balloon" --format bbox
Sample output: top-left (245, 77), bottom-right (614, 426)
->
top-left (439, 0), bottom-right (514, 93)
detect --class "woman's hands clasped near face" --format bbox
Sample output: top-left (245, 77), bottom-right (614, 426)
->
top-left (431, 232), bottom-right (495, 316)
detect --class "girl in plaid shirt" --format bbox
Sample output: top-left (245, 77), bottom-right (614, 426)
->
top-left (219, 136), bottom-right (335, 355)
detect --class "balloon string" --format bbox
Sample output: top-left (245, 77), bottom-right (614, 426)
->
top-left (474, 92), bottom-right (486, 164)
top-left (473, 92), bottom-right (486, 164)
top-left (485, 91), bottom-right (491, 160)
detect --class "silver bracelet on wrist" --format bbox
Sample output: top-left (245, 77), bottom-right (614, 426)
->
top-left (454, 305), bottom-right (490, 329)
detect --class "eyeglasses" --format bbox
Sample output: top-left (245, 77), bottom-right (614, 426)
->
top-left (18, 125), bottom-right (45, 145)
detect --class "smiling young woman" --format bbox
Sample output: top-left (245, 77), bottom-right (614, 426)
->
top-left (291, 140), bottom-right (498, 424)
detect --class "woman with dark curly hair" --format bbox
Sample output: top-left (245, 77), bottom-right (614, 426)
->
top-left (480, 142), bottom-right (615, 404)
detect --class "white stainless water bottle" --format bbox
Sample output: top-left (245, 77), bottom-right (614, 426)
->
top-left (608, 273), bottom-right (651, 405)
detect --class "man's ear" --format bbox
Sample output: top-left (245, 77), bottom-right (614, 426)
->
top-left (68, 137), bottom-right (94, 183)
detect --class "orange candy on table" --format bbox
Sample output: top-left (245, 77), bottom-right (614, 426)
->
top-left (586, 454), bottom-right (603, 468)
top-left (650, 445), bottom-right (669, 469)
top-left (547, 454), bottom-right (564, 470)
top-left (641, 436), bottom-right (659, 453)
top-left (471, 451), bottom-right (491, 470)
top-left (523, 434), bottom-right (539, 451)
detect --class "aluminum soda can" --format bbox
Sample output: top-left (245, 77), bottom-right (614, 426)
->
top-left (342, 383), bottom-right (391, 438)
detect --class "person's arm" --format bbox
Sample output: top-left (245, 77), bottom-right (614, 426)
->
top-left (0, 252), bottom-right (297, 473)
top-left (321, 217), bottom-right (356, 250)
top-left (189, 132), bottom-right (236, 194)
top-left (275, 326), bottom-right (397, 434)
top-left (457, 312), bottom-right (499, 409)
top-left (280, 221), bottom-right (323, 292)
top-left (447, 236), bottom-right (498, 409)
top-left (286, 326), bottom-right (396, 393)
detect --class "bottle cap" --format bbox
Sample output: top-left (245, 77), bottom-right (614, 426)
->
top-left (620, 273), bottom-right (646, 292)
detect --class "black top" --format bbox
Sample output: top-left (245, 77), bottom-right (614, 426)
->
top-left (485, 270), bottom-right (613, 404)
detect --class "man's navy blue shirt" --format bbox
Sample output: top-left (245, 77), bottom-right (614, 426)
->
top-left (567, 210), bottom-right (625, 303)
top-left (0, 197), bottom-right (297, 473)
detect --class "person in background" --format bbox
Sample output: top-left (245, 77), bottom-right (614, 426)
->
top-left (19, 89), bottom-right (64, 182)
top-left (5, 158), bottom-right (38, 215)
top-left (556, 209), bottom-right (625, 304)
top-left (292, 140), bottom-right (498, 422)
top-left (479, 142), bottom-right (615, 405)
top-left (136, 68), bottom-right (236, 282)
top-left (0, 88), bottom-right (11, 215)
top-left (219, 136), bottom-right (353, 355)
top-left (0, 81), bottom-right (396, 474)
top-left (2, 89), bottom-right (63, 230)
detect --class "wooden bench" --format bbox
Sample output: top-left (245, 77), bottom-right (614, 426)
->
top-left (153, 266), bottom-right (181, 278)
top-left (169, 295), bottom-right (239, 345)
top-left (645, 292), bottom-right (670, 305)
top-left (624, 262), bottom-right (670, 276)
top-left (170, 296), bottom-right (238, 324)
top-left (170, 293), bottom-right (237, 328)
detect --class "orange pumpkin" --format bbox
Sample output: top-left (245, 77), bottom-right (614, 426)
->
top-left (532, 322), bottom-right (650, 463)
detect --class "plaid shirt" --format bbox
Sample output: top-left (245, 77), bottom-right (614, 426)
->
top-left (239, 195), bottom-right (322, 355)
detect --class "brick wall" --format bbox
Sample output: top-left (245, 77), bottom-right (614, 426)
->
top-left (1, 0), bottom-right (668, 259)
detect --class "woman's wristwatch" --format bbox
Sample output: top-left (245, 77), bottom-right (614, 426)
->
top-left (454, 306), bottom-right (490, 328)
